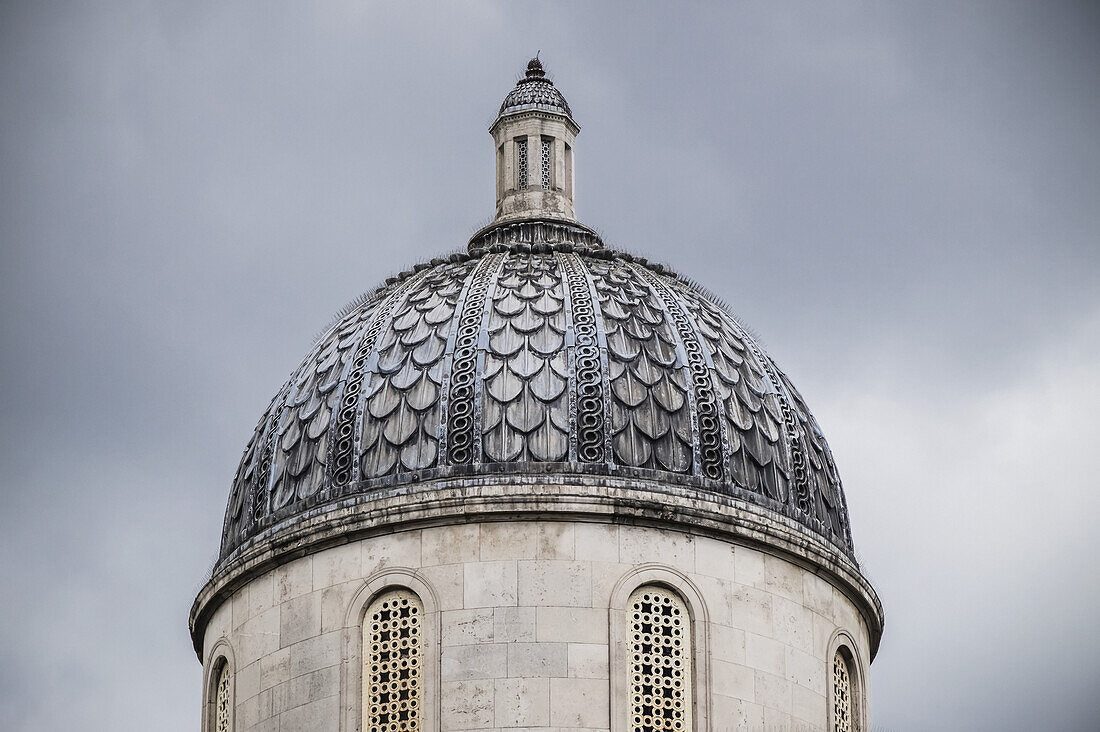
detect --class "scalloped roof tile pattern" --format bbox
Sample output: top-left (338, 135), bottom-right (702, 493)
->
top-left (220, 238), bottom-right (854, 561)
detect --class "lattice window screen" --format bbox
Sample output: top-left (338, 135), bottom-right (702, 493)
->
top-left (832, 650), bottom-right (853, 732)
top-left (541, 137), bottom-right (553, 189)
top-left (517, 138), bottom-right (529, 189)
top-left (364, 590), bottom-right (423, 732)
top-left (629, 585), bottom-right (692, 732)
top-left (214, 661), bottom-right (232, 732)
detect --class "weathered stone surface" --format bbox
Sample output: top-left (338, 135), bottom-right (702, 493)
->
top-left (198, 519), bottom-right (878, 730)
top-left (194, 57), bottom-right (882, 732)
top-left (198, 519), bottom-right (877, 730)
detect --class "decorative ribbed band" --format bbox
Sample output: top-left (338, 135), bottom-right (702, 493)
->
top-left (446, 253), bottom-right (507, 465)
top-left (331, 278), bottom-right (422, 487)
top-left (742, 336), bottom-right (810, 513)
top-left (559, 252), bottom-right (606, 463)
top-left (631, 264), bottom-right (725, 482)
top-left (252, 382), bottom-right (292, 528)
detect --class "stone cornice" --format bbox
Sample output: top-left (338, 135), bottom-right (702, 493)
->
top-left (467, 216), bottom-right (604, 251)
top-left (490, 108), bottom-right (580, 137)
top-left (191, 475), bottom-right (884, 661)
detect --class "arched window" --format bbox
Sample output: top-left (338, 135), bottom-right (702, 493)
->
top-left (540, 136), bottom-right (553, 189)
top-left (363, 589), bottom-right (424, 732)
top-left (832, 648), bottom-right (854, 732)
top-left (210, 657), bottom-right (232, 732)
top-left (516, 137), bottom-right (529, 189)
top-left (628, 585), bottom-right (692, 732)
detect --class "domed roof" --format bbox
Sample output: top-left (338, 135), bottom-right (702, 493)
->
top-left (220, 220), bottom-right (853, 561)
top-left (498, 57), bottom-right (573, 119)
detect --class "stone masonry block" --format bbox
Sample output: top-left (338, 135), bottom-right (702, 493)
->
top-left (205, 602), bottom-right (232, 654)
top-left (417, 563), bottom-right (464, 610)
top-left (286, 665), bottom-right (339, 710)
top-left (549, 677), bottom-right (609, 728)
top-left (536, 523), bottom-right (575, 560)
top-left (536, 606), bottom-right (607, 644)
top-left (494, 606), bottom-right (536, 643)
top-left (764, 706), bottom-right (794, 731)
top-left (312, 542), bottom-right (361, 590)
top-left (709, 623), bottom-right (747, 665)
top-left (732, 545), bottom-right (766, 589)
top-left (494, 677), bottom-right (550, 727)
top-left (441, 679), bottom-right (494, 731)
top-left (802, 573), bottom-right (835, 619)
top-left (692, 574), bottom-right (734, 626)
top-left (442, 608), bottom-right (496, 646)
top-left (711, 659), bottom-right (755, 701)
top-left (567, 643), bottom-right (609, 679)
top-left (745, 632), bottom-right (786, 677)
top-left (573, 522), bottom-right (619, 563)
top-left (588, 560), bottom-right (625, 609)
top-left (786, 646), bottom-right (826, 695)
top-left (764, 553), bottom-right (805, 604)
top-left (506, 642), bottom-right (567, 677)
top-left (273, 556), bottom-right (312, 604)
top-left (233, 586), bottom-right (251, 630)
top-left (729, 584), bottom-right (774, 638)
top-left (519, 561), bottom-right (591, 607)
top-left (319, 580), bottom-right (359, 634)
top-left (422, 524), bottom-right (480, 566)
top-left (249, 571), bottom-right (275, 619)
top-left (791, 682), bottom-right (827, 726)
top-left (441, 643), bottom-right (507, 681)
top-left (694, 536), bottom-right (734, 578)
top-left (755, 670), bottom-right (793, 712)
top-left (618, 527), bottom-right (694, 574)
top-left (238, 607), bottom-right (280, 667)
top-left (812, 611), bottom-right (833, 660)
top-left (479, 521), bottom-right (538, 560)
top-left (363, 530), bottom-right (422, 575)
top-left (712, 694), bottom-right (764, 731)
top-left (259, 647), bottom-right (290, 692)
top-left (831, 586), bottom-right (862, 637)
top-left (277, 693), bottom-right (338, 731)
top-left (289, 631), bottom-right (341, 678)
top-left (280, 592), bottom-right (321, 648)
top-left (772, 596), bottom-right (814, 655)
top-left (236, 687), bottom-right (271, 729)
top-left (464, 560), bottom-right (519, 608)
top-left (235, 660), bottom-right (260, 704)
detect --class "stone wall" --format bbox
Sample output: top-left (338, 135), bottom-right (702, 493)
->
top-left (199, 520), bottom-right (871, 732)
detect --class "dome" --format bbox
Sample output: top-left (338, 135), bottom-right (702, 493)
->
top-left (195, 61), bottom-right (883, 729)
top-left (220, 219), bottom-right (854, 562)
top-left (498, 57), bottom-right (573, 119)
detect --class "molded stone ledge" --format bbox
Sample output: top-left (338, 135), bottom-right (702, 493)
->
top-left (192, 476), bottom-right (883, 661)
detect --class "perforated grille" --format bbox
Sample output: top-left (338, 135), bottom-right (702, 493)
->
top-left (541, 138), bottom-right (552, 189)
top-left (214, 662), bottom-right (232, 732)
top-left (517, 138), bottom-right (529, 189)
top-left (629, 586), bottom-right (692, 732)
top-left (364, 590), bottom-right (423, 732)
top-left (833, 650), bottom-right (853, 732)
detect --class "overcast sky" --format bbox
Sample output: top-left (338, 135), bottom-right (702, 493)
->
top-left (2, 2), bottom-right (1098, 730)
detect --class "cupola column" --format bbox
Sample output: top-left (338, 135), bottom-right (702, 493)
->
top-left (490, 58), bottom-right (580, 222)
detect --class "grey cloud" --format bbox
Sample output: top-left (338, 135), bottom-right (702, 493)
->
top-left (1, 2), bottom-right (1097, 730)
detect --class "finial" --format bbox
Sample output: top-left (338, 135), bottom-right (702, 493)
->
top-left (526, 54), bottom-right (545, 79)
